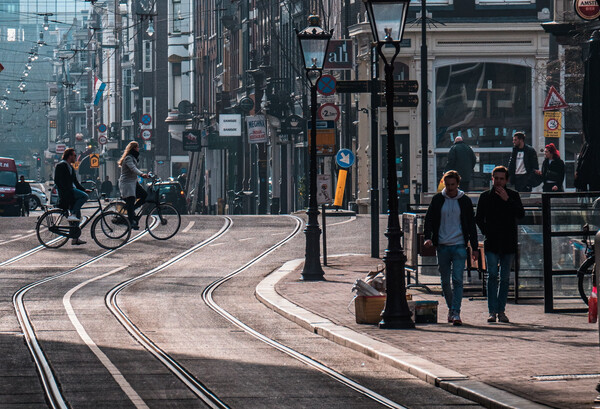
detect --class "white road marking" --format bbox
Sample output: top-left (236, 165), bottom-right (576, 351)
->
top-left (0, 231), bottom-right (37, 246)
top-left (328, 216), bottom-right (357, 227)
top-left (209, 242), bottom-right (225, 247)
top-left (238, 237), bottom-right (254, 242)
top-left (10, 234), bottom-right (23, 239)
top-left (63, 266), bottom-right (150, 409)
top-left (181, 221), bottom-right (195, 233)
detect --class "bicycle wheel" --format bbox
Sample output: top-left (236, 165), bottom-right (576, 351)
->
top-left (145, 204), bottom-right (181, 240)
top-left (91, 211), bottom-right (131, 250)
top-left (36, 209), bottom-right (69, 248)
top-left (577, 257), bottom-right (595, 306)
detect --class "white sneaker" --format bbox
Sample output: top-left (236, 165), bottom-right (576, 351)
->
top-left (67, 215), bottom-right (80, 222)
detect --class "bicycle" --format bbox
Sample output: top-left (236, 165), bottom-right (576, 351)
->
top-left (16, 194), bottom-right (30, 217)
top-left (35, 189), bottom-right (131, 250)
top-left (105, 174), bottom-right (181, 240)
top-left (577, 223), bottom-right (596, 305)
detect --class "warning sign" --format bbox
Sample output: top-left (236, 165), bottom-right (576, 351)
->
top-left (544, 111), bottom-right (562, 138)
top-left (543, 86), bottom-right (568, 111)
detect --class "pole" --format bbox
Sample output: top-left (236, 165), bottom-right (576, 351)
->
top-left (301, 80), bottom-right (325, 280)
top-left (370, 46), bottom-right (380, 258)
top-left (420, 0), bottom-right (428, 192)
top-left (379, 45), bottom-right (415, 329)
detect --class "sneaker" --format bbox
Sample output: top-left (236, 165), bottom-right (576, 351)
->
top-left (452, 314), bottom-right (462, 326)
top-left (67, 215), bottom-right (80, 222)
top-left (487, 313), bottom-right (497, 323)
top-left (71, 238), bottom-right (86, 245)
top-left (497, 312), bottom-right (510, 323)
top-left (447, 311), bottom-right (454, 323)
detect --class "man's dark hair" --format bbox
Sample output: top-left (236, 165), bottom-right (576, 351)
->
top-left (62, 148), bottom-right (75, 160)
top-left (513, 132), bottom-right (525, 141)
top-left (443, 170), bottom-right (461, 183)
top-left (492, 165), bottom-right (509, 178)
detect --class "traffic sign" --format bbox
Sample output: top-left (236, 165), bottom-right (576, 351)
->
top-left (379, 94), bottom-right (419, 107)
top-left (90, 154), bottom-right (99, 168)
top-left (544, 111), bottom-right (562, 138)
top-left (336, 148), bottom-right (355, 168)
top-left (97, 123), bottom-right (107, 133)
top-left (98, 135), bottom-right (108, 145)
top-left (140, 113), bottom-right (152, 125)
top-left (318, 103), bottom-right (340, 122)
top-left (141, 129), bottom-right (152, 140)
top-left (335, 80), bottom-right (419, 94)
top-left (543, 86), bottom-right (568, 111)
top-left (317, 75), bottom-right (337, 96)
top-left (55, 144), bottom-right (66, 154)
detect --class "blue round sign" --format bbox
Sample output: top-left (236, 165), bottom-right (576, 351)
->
top-left (317, 75), bottom-right (336, 96)
top-left (97, 123), bottom-right (107, 133)
top-left (336, 149), bottom-right (355, 168)
top-left (141, 113), bottom-right (152, 125)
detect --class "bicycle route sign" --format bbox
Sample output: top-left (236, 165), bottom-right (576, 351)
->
top-left (317, 75), bottom-right (336, 96)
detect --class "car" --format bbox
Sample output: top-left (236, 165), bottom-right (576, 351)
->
top-left (151, 181), bottom-right (187, 215)
top-left (28, 185), bottom-right (48, 210)
top-left (50, 184), bottom-right (59, 205)
top-left (50, 180), bottom-right (98, 206)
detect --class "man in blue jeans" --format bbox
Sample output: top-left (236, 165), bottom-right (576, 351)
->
top-left (476, 166), bottom-right (524, 323)
top-left (424, 171), bottom-right (478, 326)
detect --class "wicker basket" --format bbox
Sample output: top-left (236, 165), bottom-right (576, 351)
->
top-left (354, 295), bottom-right (386, 324)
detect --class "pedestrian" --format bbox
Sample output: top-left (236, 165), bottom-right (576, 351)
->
top-left (54, 148), bottom-right (91, 245)
top-left (100, 175), bottom-right (113, 198)
top-left (445, 136), bottom-right (477, 191)
top-left (535, 143), bottom-right (565, 192)
top-left (118, 141), bottom-right (149, 230)
top-left (507, 131), bottom-right (540, 192)
top-left (475, 166), bottom-right (525, 323)
top-left (423, 170), bottom-right (478, 326)
top-left (15, 175), bottom-right (31, 216)
top-left (177, 172), bottom-right (187, 192)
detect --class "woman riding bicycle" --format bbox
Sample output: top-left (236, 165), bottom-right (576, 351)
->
top-left (118, 141), bottom-right (148, 230)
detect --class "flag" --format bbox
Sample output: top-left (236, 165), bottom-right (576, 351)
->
top-left (0, 63), bottom-right (4, 73)
top-left (93, 76), bottom-right (106, 105)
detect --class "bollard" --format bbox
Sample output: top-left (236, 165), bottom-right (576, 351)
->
top-left (596, 230), bottom-right (600, 401)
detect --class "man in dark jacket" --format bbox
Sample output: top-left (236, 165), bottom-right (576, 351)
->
top-left (507, 131), bottom-right (539, 192)
top-left (100, 176), bottom-right (113, 198)
top-left (476, 166), bottom-right (524, 323)
top-left (424, 170), bottom-right (478, 326)
top-left (54, 148), bottom-right (89, 245)
top-left (446, 136), bottom-right (477, 191)
top-left (15, 175), bottom-right (32, 216)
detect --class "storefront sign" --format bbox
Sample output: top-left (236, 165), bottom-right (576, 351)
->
top-left (183, 130), bottom-right (202, 151)
top-left (219, 114), bottom-right (242, 137)
top-left (574, 0), bottom-right (600, 20)
top-left (324, 40), bottom-right (353, 70)
top-left (317, 174), bottom-right (333, 205)
top-left (246, 115), bottom-right (268, 144)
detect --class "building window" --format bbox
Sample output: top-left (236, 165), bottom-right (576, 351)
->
top-left (143, 41), bottom-right (152, 71)
top-left (172, 0), bottom-right (182, 33)
top-left (7, 28), bottom-right (16, 42)
top-left (144, 97), bottom-right (152, 116)
top-left (435, 62), bottom-right (532, 188)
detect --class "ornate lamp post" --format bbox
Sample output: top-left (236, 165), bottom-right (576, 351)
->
top-left (363, 0), bottom-right (414, 329)
top-left (296, 15), bottom-right (332, 281)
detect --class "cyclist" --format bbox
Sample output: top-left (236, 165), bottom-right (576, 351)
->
top-left (15, 175), bottom-right (31, 216)
top-left (54, 148), bottom-right (91, 245)
top-left (118, 141), bottom-right (148, 230)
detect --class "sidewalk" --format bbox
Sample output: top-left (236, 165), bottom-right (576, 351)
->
top-left (256, 254), bottom-right (600, 409)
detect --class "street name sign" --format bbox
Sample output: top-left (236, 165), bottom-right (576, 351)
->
top-left (335, 80), bottom-right (419, 94)
top-left (379, 94), bottom-right (419, 108)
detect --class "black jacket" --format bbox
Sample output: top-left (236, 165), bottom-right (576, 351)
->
top-left (423, 192), bottom-right (478, 250)
top-left (541, 157), bottom-right (565, 191)
top-left (508, 144), bottom-right (539, 182)
top-left (475, 187), bottom-right (525, 254)
top-left (15, 181), bottom-right (31, 195)
top-left (446, 141), bottom-right (477, 182)
top-left (54, 161), bottom-right (84, 210)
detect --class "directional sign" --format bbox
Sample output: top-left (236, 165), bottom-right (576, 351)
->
top-left (336, 148), bottom-right (355, 168)
top-left (335, 80), bottom-right (419, 94)
top-left (317, 75), bottom-right (337, 96)
top-left (318, 103), bottom-right (340, 122)
top-left (140, 113), bottom-right (152, 126)
top-left (98, 135), bottom-right (108, 145)
top-left (379, 94), bottom-right (419, 108)
top-left (90, 154), bottom-right (99, 168)
top-left (97, 123), bottom-right (107, 133)
top-left (140, 129), bottom-right (152, 140)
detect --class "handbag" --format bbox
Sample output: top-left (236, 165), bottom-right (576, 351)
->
top-left (528, 171), bottom-right (543, 188)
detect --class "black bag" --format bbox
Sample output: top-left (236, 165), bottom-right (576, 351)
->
top-left (528, 172), bottom-right (543, 188)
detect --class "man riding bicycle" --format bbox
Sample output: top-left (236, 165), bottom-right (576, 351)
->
top-left (15, 175), bottom-right (31, 217)
top-left (54, 148), bottom-right (91, 245)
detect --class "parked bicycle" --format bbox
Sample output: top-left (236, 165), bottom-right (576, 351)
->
top-left (105, 173), bottom-right (181, 240)
top-left (577, 223), bottom-right (596, 305)
top-left (36, 189), bottom-right (131, 249)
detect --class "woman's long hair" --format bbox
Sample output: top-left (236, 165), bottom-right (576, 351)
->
top-left (545, 143), bottom-right (560, 160)
top-left (118, 141), bottom-right (139, 167)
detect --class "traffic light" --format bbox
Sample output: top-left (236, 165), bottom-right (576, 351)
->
top-left (36, 156), bottom-right (41, 168)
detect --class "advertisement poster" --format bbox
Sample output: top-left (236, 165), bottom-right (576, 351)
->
top-left (246, 115), bottom-right (268, 144)
top-left (317, 174), bottom-right (333, 205)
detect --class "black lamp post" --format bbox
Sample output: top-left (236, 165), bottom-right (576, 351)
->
top-left (363, 0), bottom-right (415, 329)
top-left (296, 15), bottom-right (332, 281)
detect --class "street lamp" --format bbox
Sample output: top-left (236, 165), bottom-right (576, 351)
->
top-left (295, 15), bottom-right (332, 281)
top-left (363, 0), bottom-right (415, 329)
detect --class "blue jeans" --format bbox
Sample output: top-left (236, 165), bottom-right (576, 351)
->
top-left (485, 251), bottom-right (514, 314)
top-left (437, 244), bottom-right (467, 313)
top-left (71, 189), bottom-right (88, 219)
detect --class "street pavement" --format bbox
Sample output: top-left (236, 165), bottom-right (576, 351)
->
top-left (258, 254), bottom-right (600, 409)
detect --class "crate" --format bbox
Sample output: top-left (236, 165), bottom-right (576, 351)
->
top-left (415, 300), bottom-right (438, 323)
top-left (354, 295), bottom-right (386, 324)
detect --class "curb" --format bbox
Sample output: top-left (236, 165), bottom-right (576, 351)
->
top-left (256, 257), bottom-right (550, 409)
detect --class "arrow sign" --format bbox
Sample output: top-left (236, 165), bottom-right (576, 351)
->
top-left (336, 148), bottom-right (355, 168)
